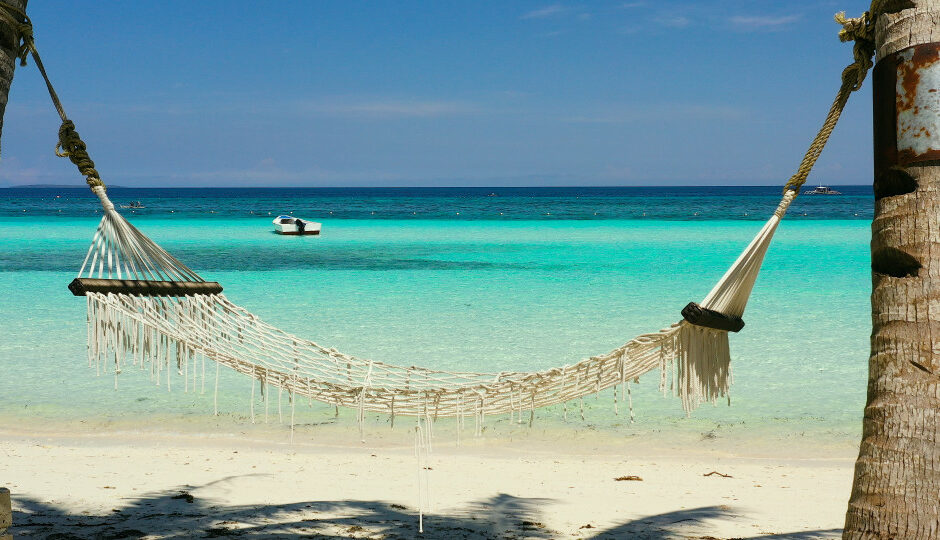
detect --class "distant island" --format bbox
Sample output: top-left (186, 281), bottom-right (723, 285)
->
top-left (8, 183), bottom-right (128, 188)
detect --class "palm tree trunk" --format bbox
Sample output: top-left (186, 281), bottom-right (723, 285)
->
top-left (844, 1), bottom-right (940, 538)
top-left (0, 0), bottom-right (26, 156)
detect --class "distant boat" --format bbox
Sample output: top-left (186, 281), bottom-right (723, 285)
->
top-left (273, 215), bottom-right (321, 235)
top-left (804, 186), bottom-right (841, 195)
top-left (120, 201), bottom-right (145, 208)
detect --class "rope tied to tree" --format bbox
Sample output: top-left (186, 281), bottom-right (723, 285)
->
top-left (781, 2), bottom-right (886, 194)
top-left (835, 10), bottom-right (876, 90)
top-left (0, 1), bottom-right (104, 189)
top-left (0, 2), bottom-right (31, 66)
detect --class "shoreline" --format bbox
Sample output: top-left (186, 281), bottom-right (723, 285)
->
top-left (0, 428), bottom-right (855, 539)
top-left (0, 408), bottom-right (862, 461)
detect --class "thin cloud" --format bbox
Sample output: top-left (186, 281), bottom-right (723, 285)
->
top-left (55, 98), bottom-right (476, 120)
top-left (730, 14), bottom-right (801, 29)
top-left (494, 90), bottom-right (532, 99)
top-left (655, 15), bottom-right (691, 28)
top-left (303, 100), bottom-right (475, 119)
top-left (3, 102), bottom-right (55, 117)
top-left (0, 159), bottom-right (45, 185)
top-left (173, 167), bottom-right (412, 186)
top-left (521, 4), bottom-right (565, 19)
top-left (567, 103), bottom-right (746, 124)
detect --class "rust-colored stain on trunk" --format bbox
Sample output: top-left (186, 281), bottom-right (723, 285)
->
top-left (873, 42), bottom-right (940, 176)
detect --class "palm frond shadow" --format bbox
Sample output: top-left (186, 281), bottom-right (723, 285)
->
top-left (10, 477), bottom-right (842, 539)
top-left (11, 478), bottom-right (555, 539)
top-left (588, 505), bottom-right (841, 539)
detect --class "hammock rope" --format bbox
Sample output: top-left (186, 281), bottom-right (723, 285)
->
top-left (782, 7), bottom-right (878, 193)
top-left (1, 2), bottom-right (883, 425)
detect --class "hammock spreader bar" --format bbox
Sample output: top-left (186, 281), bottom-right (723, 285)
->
top-left (68, 277), bottom-right (223, 297)
top-left (681, 302), bottom-right (745, 333)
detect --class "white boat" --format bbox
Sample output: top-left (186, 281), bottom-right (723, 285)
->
top-left (803, 185), bottom-right (842, 195)
top-left (273, 215), bottom-right (321, 235)
top-left (120, 201), bottom-right (145, 209)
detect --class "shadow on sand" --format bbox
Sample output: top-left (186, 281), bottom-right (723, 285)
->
top-left (10, 477), bottom-right (842, 539)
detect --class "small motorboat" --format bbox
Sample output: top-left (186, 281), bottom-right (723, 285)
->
top-left (273, 215), bottom-right (321, 235)
top-left (803, 185), bottom-right (841, 195)
top-left (120, 201), bottom-right (146, 209)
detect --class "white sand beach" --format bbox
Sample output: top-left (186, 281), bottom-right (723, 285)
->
top-left (0, 425), bottom-right (855, 539)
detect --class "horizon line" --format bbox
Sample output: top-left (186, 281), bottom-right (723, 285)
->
top-left (5, 183), bottom-right (872, 189)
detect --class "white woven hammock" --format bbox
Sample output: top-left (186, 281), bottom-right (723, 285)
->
top-left (77, 186), bottom-right (795, 425)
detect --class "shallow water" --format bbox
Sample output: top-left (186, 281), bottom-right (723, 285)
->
top-left (0, 187), bottom-right (872, 453)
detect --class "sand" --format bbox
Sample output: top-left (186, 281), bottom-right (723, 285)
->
top-left (0, 422), bottom-right (856, 540)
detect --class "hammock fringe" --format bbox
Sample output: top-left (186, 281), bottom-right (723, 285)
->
top-left (85, 289), bottom-right (734, 418)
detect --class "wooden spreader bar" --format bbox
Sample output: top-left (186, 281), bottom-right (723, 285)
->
top-left (681, 302), bottom-right (744, 333)
top-left (68, 278), bottom-right (223, 297)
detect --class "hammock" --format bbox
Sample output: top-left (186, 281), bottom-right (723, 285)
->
top-left (71, 185), bottom-right (795, 424)
top-left (0, 2), bottom-right (878, 429)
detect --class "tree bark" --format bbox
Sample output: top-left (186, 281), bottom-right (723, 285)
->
top-left (844, 1), bottom-right (940, 538)
top-left (0, 0), bottom-right (26, 156)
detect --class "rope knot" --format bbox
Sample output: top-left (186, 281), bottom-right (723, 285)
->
top-left (56, 120), bottom-right (103, 188)
top-left (835, 11), bottom-right (876, 90)
top-left (835, 11), bottom-right (873, 45)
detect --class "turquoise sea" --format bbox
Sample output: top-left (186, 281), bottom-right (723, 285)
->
top-left (0, 186), bottom-right (872, 454)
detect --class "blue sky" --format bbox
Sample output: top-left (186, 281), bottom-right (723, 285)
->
top-left (1, 1), bottom-right (873, 187)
